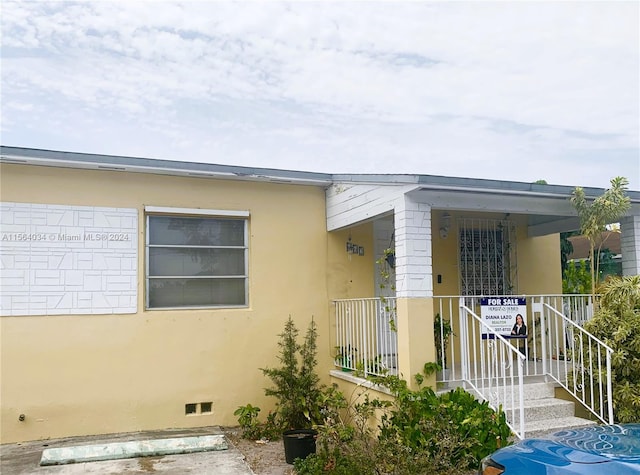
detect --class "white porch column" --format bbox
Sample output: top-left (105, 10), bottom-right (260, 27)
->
top-left (393, 195), bottom-right (435, 388)
top-left (394, 195), bottom-right (433, 298)
top-left (620, 215), bottom-right (640, 276)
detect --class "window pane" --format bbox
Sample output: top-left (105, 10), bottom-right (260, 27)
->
top-left (149, 278), bottom-right (246, 307)
top-left (149, 248), bottom-right (245, 276)
top-left (149, 216), bottom-right (244, 246)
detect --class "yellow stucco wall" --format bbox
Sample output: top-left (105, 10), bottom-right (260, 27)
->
top-left (326, 224), bottom-right (375, 300)
top-left (516, 232), bottom-right (563, 294)
top-left (0, 164), bottom-right (332, 443)
top-left (329, 372), bottom-right (395, 435)
top-left (431, 211), bottom-right (459, 296)
top-left (0, 164), bottom-right (566, 443)
top-left (325, 223), bottom-right (376, 360)
top-left (395, 298), bottom-right (436, 389)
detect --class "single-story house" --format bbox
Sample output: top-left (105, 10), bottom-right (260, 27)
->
top-left (1, 145), bottom-right (639, 443)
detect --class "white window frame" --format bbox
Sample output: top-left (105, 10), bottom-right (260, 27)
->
top-left (144, 206), bottom-right (249, 310)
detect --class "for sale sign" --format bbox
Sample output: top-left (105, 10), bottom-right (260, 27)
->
top-left (480, 297), bottom-right (527, 337)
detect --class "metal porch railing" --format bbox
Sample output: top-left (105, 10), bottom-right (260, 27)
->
top-left (334, 297), bottom-right (398, 377)
top-left (459, 302), bottom-right (527, 439)
top-left (541, 303), bottom-right (614, 424)
top-left (433, 294), bottom-right (599, 384)
top-left (333, 294), bottom-right (612, 434)
top-left (435, 294), bottom-right (612, 429)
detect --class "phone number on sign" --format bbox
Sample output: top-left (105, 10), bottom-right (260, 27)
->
top-left (1, 233), bottom-right (132, 242)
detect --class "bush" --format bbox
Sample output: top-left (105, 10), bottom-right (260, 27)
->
top-left (295, 373), bottom-right (512, 474)
top-left (261, 316), bottom-right (325, 430)
top-left (294, 392), bottom-right (384, 475)
top-left (237, 316), bottom-right (347, 440)
top-left (583, 275), bottom-right (640, 423)
top-left (563, 260), bottom-right (591, 294)
top-left (377, 377), bottom-right (511, 472)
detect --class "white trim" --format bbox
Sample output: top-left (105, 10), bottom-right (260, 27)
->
top-left (329, 370), bottom-right (393, 396)
top-left (144, 206), bottom-right (249, 217)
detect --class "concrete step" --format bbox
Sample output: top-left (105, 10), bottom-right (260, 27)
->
top-left (477, 382), bottom-right (556, 402)
top-left (524, 417), bottom-right (597, 439)
top-left (40, 434), bottom-right (228, 466)
top-left (507, 397), bottom-right (575, 423)
top-left (464, 381), bottom-right (597, 440)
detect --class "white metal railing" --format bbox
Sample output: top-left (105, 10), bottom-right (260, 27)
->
top-left (433, 296), bottom-right (476, 383)
top-left (433, 294), bottom-right (597, 384)
top-left (541, 303), bottom-right (614, 424)
top-left (334, 298), bottom-right (398, 377)
top-left (333, 294), bottom-right (610, 429)
top-left (459, 301), bottom-right (527, 439)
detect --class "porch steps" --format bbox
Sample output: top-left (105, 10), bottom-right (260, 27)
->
top-left (475, 382), bottom-right (596, 439)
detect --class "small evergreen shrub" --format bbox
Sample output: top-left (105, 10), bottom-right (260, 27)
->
top-left (237, 316), bottom-right (347, 440)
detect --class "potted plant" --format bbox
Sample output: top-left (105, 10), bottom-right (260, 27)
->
top-left (434, 313), bottom-right (454, 381)
top-left (261, 316), bottom-right (328, 464)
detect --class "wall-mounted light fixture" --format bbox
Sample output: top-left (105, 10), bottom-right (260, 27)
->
top-left (439, 212), bottom-right (451, 239)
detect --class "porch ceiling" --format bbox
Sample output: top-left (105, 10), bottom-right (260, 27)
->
top-left (408, 188), bottom-right (581, 237)
top-left (327, 180), bottom-right (640, 237)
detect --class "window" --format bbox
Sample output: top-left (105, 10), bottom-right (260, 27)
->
top-left (146, 208), bottom-right (248, 309)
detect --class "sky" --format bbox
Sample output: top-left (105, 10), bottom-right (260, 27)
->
top-left (1, 1), bottom-right (639, 190)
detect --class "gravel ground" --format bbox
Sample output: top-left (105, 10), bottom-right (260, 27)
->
top-left (223, 428), bottom-right (295, 475)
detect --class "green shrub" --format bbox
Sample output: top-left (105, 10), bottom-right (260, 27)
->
top-left (233, 404), bottom-right (281, 441)
top-left (294, 373), bottom-right (512, 474)
top-left (582, 275), bottom-right (640, 423)
top-left (261, 316), bottom-right (325, 430)
top-left (377, 376), bottom-right (511, 472)
top-left (294, 393), bottom-right (383, 475)
top-left (233, 404), bottom-right (262, 439)
top-left (237, 316), bottom-right (347, 440)
top-left (563, 260), bottom-right (591, 294)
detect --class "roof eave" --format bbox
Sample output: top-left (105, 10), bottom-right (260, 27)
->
top-left (0, 146), bottom-right (333, 187)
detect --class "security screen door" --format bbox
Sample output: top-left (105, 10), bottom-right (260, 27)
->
top-left (458, 219), bottom-right (517, 296)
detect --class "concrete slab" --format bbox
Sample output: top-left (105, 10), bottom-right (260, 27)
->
top-left (40, 434), bottom-right (227, 465)
top-left (1, 427), bottom-right (255, 475)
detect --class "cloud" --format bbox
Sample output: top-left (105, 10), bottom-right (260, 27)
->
top-left (1, 1), bottom-right (638, 189)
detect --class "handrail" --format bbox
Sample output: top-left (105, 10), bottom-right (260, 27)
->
top-left (542, 303), bottom-right (614, 424)
top-left (459, 302), bottom-right (527, 439)
top-left (333, 295), bottom-right (610, 436)
top-left (433, 294), bottom-right (597, 384)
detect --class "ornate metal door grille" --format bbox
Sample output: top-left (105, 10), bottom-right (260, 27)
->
top-left (458, 218), bottom-right (517, 296)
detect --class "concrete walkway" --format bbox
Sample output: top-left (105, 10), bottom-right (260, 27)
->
top-left (1, 427), bottom-right (254, 474)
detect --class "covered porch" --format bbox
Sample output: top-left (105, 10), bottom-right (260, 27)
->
top-left (325, 176), bottom-right (640, 438)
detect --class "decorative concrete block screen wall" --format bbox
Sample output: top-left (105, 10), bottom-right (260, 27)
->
top-left (0, 202), bottom-right (138, 316)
